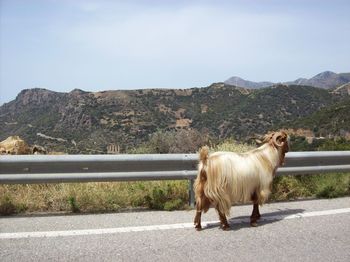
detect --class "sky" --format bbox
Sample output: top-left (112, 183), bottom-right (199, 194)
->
top-left (0, 0), bottom-right (349, 105)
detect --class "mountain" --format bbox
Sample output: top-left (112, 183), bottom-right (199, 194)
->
top-left (286, 71), bottom-right (350, 89)
top-left (224, 76), bottom-right (273, 89)
top-left (1, 83), bottom-right (348, 153)
top-left (224, 71), bottom-right (350, 89)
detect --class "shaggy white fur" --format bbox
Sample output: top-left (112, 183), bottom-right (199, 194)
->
top-left (195, 131), bottom-right (289, 217)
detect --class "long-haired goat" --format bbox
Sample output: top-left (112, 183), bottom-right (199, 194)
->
top-left (194, 131), bottom-right (289, 230)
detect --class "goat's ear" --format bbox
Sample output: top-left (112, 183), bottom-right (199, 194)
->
top-left (262, 132), bottom-right (274, 143)
top-left (255, 139), bottom-right (263, 145)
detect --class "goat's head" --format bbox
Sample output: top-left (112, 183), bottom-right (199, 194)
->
top-left (262, 131), bottom-right (289, 164)
top-left (272, 131), bottom-right (289, 153)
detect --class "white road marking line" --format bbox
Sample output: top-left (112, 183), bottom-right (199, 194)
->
top-left (1, 208), bottom-right (349, 239)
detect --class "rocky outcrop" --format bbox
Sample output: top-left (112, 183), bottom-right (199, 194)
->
top-left (0, 136), bottom-right (31, 154)
top-left (0, 136), bottom-right (46, 155)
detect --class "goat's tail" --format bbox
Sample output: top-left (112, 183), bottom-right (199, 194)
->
top-left (197, 146), bottom-right (209, 185)
top-left (194, 146), bottom-right (210, 213)
top-left (199, 146), bottom-right (209, 166)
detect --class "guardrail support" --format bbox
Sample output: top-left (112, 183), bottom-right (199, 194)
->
top-left (189, 178), bottom-right (195, 207)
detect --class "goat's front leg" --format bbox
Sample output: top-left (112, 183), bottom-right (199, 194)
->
top-left (194, 209), bottom-right (202, 230)
top-left (250, 203), bottom-right (261, 227)
top-left (250, 192), bottom-right (261, 227)
top-left (216, 208), bottom-right (230, 230)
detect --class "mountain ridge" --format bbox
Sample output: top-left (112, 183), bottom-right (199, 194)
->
top-left (1, 83), bottom-right (348, 153)
top-left (224, 71), bottom-right (350, 89)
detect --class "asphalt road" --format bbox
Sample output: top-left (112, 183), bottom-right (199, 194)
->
top-left (1, 197), bottom-right (349, 262)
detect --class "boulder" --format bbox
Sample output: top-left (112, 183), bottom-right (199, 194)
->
top-left (0, 136), bottom-right (32, 154)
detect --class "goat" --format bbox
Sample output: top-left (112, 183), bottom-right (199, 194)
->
top-left (193, 131), bottom-right (289, 230)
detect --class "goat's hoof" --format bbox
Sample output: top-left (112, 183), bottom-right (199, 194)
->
top-left (250, 222), bottom-right (258, 227)
top-left (222, 225), bottom-right (231, 231)
top-left (195, 224), bottom-right (202, 231)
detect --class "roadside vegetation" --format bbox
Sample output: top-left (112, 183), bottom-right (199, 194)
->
top-left (1, 130), bottom-right (349, 215)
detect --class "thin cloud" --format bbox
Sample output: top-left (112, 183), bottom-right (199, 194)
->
top-left (0, 0), bottom-right (349, 104)
top-left (57, 6), bottom-right (293, 62)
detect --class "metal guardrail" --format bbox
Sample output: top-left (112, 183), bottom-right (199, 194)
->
top-left (1, 151), bottom-right (350, 206)
top-left (0, 154), bottom-right (198, 183)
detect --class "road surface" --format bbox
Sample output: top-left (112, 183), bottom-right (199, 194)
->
top-left (1, 197), bottom-right (349, 262)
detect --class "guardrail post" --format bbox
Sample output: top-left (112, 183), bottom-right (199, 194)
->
top-left (189, 179), bottom-right (195, 208)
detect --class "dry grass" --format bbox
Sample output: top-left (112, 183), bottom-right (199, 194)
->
top-left (272, 173), bottom-right (350, 200)
top-left (1, 173), bottom-right (349, 216)
top-left (0, 181), bottom-right (189, 215)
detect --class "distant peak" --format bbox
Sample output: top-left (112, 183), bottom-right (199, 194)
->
top-left (224, 70), bottom-right (349, 89)
top-left (321, 70), bottom-right (336, 74)
top-left (17, 88), bottom-right (55, 98)
top-left (224, 76), bottom-right (273, 89)
top-left (70, 88), bottom-right (87, 94)
top-left (227, 76), bottom-right (244, 80)
top-left (313, 71), bottom-right (337, 78)
top-left (19, 87), bottom-right (50, 94)
top-left (15, 88), bottom-right (59, 105)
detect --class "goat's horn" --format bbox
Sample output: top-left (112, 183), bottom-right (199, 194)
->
top-left (273, 132), bottom-right (283, 147)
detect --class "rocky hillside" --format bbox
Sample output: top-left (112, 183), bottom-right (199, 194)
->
top-left (0, 83), bottom-right (348, 153)
top-left (332, 83), bottom-right (350, 96)
top-left (286, 98), bottom-right (350, 139)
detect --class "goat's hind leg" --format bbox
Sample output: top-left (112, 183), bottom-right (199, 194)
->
top-left (250, 192), bottom-right (261, 227)
top-left (194, 194), bottom-right (210, 230)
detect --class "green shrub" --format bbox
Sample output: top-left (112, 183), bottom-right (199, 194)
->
top-left (164, 199), bottom-right (183, 211)
top-left (271, 173), bottom-right (350, 201)
top-left (0, 195), bottom-right (17, 215)
top-left (316, 185), bottom-right (342, 198)
top-left (144, 184), bottom-right (187, 211)
top-left (271, 176), bottom-right (311, 200)
top-left (314, 173), bottom-right (350, 198)
top-left (67, 196), bottom-right (80, 213)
